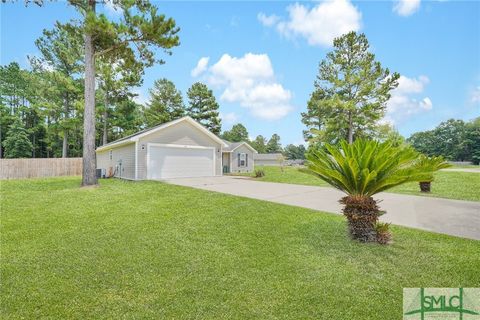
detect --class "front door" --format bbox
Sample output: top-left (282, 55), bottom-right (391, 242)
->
top-left (222, 153), bottom-right (230, 173)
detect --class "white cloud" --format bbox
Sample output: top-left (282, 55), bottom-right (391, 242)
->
top-left (205, 53), bottom-right (294, 121)
top-left (393, 0), bottom-right (421, 17)
top-left (259, 0), bottom-right (362, 47)
top-left (385, 75), bottom-right (432, 123)
top-left (191, 57), bottom-right (210, 77)
top-left (394, 75), bottom-right (429, 95)
top-left (470, 86), bottom-right (480, 104)
top-left (132, 88), bottom-right (149, 105)
top-left (257, 13), bottom-right (280, 27)
top-left (220, 112), bottom-right (238, 125)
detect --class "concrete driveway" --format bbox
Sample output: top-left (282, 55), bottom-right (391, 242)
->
top-left (166, 176), bottom-right (480, 241)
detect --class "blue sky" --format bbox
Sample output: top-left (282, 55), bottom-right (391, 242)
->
top-left (1, 0), bottom-right (479, 145)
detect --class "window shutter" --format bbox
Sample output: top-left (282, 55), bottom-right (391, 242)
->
top-left (238, 153), bottom-right (241, 167)
top-left (246, 154), bottom-right (248, 167)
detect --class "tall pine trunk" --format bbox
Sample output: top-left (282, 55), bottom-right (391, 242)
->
top-left (81, 0), bottom-right (98, 186)
top-left (347, 111), bottom-right (353, 144)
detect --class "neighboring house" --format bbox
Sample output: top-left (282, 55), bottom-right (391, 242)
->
top-left (96, 116), bottom-right (256, 180)
top-left (222, 140), bottom-right (257, 174)
top-left (254, 153), bottom-right (284, 166)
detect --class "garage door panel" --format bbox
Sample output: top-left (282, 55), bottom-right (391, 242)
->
top-left (148, 145), bottom-right (215, 179)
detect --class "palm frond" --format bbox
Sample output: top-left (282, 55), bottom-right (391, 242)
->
top-left (306, 139), bottom-right (428, 197)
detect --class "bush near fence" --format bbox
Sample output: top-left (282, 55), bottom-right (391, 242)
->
top-left (0, 158), bottom-right (83, 180)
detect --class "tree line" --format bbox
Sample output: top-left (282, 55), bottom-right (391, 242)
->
top-left (407, 118), bottom-right (480, 164)
top-left (0, 61), bottom-right (222, 159)
top-left (0, 56), bottom-right (306, 160)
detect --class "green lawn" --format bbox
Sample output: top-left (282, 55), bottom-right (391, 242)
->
top-left (1, 178), bottom-right (479, 319)
top-left (450, 164), bottom-right (480, 169)
top-left (249, 166), bottom-right (480, 201)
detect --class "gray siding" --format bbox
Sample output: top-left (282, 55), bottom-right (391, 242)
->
top-left (254, 153), bottom-right (284, 166)
top-left (96, 150), bottom-right (110, 172)
top-left (137, 121), bottom-right (223, 179)
top-left (96, 143), bottom-right (136, 179)
top-left (229, 145), bottom-right (254, 173)
top-left (254, 159), bottom-right (281, 166)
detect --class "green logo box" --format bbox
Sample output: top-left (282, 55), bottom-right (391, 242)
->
top-left (404, 288), bottom-right (480, 320)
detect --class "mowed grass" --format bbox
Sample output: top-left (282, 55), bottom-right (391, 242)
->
top-left (249, 166), bottom-right (480, 201)
top-left (1, 178), bottom-right (479, 319)
top-left (450, 164), bottom-right (480, 169)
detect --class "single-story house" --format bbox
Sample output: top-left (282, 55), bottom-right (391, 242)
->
top-left (253, 153), bottom-right (284, 166)
top-left (222, 140), bottom-right (257, 174)
top-left (96, 116), bottom-right (257, 180)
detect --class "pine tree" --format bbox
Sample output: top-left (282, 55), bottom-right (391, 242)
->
top-left (266, 134), bottom-right (282, 153)
top-left (3, 117), bottom-right (33, 158)
top-left (110, 99), bottom-right (144, 140)
top-left (31, 22), bottom-right (83, 157)
top-left (145, 78), bottom-right (184, 127)
top-left (307, 32), bottom-right (399, 144)
top-left (97, 55), bottom-right (143, 145)
top-left (186, 82), bottom-right (222, 135)
top-left (301, 88), bottom-right (333, 141)
top-left (0, 63), bottom-right (34, 158)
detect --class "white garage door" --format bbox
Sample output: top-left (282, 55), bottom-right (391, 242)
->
top-left (147, 144), bottom-right (215, 180)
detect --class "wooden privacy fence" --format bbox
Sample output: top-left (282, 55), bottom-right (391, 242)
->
top-left (0, 158), bottom-right (83, 179)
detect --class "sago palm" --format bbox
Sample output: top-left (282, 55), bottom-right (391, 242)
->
top-left (414, 155), bottom-right (451, 192)
top-left (306, 139), bottom-right (429, 243)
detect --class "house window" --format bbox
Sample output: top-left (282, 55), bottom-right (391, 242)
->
top-left (239, 153), bottom-right (247, 167)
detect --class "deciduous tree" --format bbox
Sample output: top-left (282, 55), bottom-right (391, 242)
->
top-left (284, 144), bottom-right (306, 160)
top-left (250, 135), bottom-right (267, 153)
top-left (222, 123), bottom-right (248, 142)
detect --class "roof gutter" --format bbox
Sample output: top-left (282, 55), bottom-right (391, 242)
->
top-left (96, 139), bottom-right (135, 152)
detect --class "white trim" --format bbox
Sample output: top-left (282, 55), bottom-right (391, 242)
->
top-left (96, 140), bottom-right (135, 152)
top-left (96, 116), bottom-right (227, 153)
top-left (146, 143), bottom-right (216, 180)
top-left (134, 117), bottom-right (227, 146)
top-left (148, 143), bottom-right (216, 150)
top-left (229, 142), bottom-right (258, 153)
top-left (134, 140), bottom-right (138, 180)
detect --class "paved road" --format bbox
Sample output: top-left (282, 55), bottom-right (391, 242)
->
top-left (167, 176), bottom-right (480, 241)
